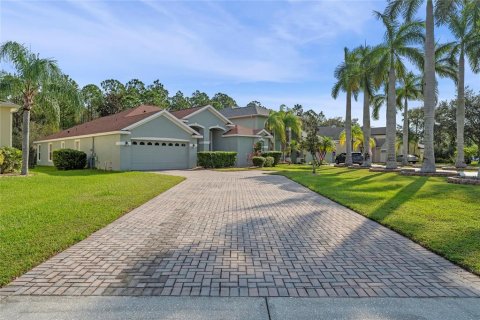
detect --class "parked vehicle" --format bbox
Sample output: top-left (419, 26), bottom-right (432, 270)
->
top-left (396, 154), bottom-right (419, 164)
top-left (335, 152), bottom-right (364, 165)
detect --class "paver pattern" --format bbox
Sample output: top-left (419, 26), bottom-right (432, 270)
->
top-left (2, 170), bottom-right (480, 297)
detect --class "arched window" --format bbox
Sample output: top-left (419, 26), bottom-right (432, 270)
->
top-left (175, 143), bottom-right (179, 147)
top-left (140, 142), bottom-right (145, 145)
top-left (168, 143), bottom-right (173, 146)
top-left (162, 143), bottom-right (167, 146)
top-left (181, 144), bottom-right (186, 147)
top-left (147, 142), bottom-right (153, 146)
top-left (132, 141), bottom-right (138, 145)
top-left (155, 142), bottom-right (160, 146)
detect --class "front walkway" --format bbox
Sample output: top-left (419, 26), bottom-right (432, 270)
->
top-left (2, 170), bottom-right (480, 298)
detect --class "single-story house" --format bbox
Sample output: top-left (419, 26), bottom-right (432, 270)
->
top-left (0, 101), bottom-right (20, 148)
top-left (34, 104), bottom-right (274, 170)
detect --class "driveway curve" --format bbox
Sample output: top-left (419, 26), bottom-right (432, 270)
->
top-left (2, 170), bottom-right (480, 297)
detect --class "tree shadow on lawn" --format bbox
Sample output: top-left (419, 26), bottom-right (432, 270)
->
top-left (35, 167), bottom-right (127, 177)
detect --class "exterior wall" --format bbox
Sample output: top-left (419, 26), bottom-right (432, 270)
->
top-left (35, 134), bottom-right (122, 170)
top-left (230, 115), bottom-right (267, 130)
top-left (0, 108), bottom-right (14, 147)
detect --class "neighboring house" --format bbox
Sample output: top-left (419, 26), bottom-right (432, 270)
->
top-left (0, 101), bottom-right (20, 147)
top-left (34, 104), bottom-right (274, 170)
top-left (317, 126), bottom-right (424, 163)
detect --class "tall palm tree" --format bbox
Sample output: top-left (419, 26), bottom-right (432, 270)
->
top-left (355, 44), bottom-right (377, 167)
top-left (396, 72), bottom-right (423, 165)
top-left (266, 110), bottom-right (285, 152)
top-left (445, 6), bottom-right (480, 168)
top-left (386, 0), bottom-right (463, 172)
top-left (332, 47), bottom-right (360, 166)
top-left (372, 13), bottom-right (424, 169)
top-left (0, 41), bottom-right (65, 175)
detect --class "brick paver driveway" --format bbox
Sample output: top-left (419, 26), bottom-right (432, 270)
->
top-left (2, 170), bottom-right (480, 298)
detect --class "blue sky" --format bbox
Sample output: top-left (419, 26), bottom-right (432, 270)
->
top-left (1, 0), bottom-right (479, 127)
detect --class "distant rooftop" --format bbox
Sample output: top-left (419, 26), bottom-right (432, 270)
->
top-left (219, 105), bottom-right (270, 118)
top-left (317, 126), bottom-right (386, 140)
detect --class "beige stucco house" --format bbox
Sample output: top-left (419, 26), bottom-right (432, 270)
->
top-left (0, 101), bottom-right (20, 147)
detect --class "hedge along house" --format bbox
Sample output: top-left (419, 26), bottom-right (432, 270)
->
top-left (0, 101), bottom-right (20, 147)
top-left (34, 104), bottom-right (274, 170)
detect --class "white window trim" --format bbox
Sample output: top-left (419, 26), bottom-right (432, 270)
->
top-left (60, 141), bottom-right (65, 149)
top-left (48, 143), bottom-right (53, 162)
top-left (37, 145), bottom-right (41, 161)
top-left (75, 140), bottom-right (80, 151)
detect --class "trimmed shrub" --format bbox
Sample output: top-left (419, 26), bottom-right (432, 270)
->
top-left (252, 156), bottom-right (266, 167)
top-left (0, 146), bottom-right (22, 174)
top-left (261, 151), bottom-right (282, 166)
top-left (53, 149), bottom-right (87, 170)
top-left (264, 156), bottom-right (274, 167)
top-left (197, 151), bottom-right (237, 168)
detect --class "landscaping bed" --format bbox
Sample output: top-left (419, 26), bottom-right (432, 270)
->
top-left (0, 166), bottom-right (184, 286)
top-left (269, 165), bottom-right (480, 275)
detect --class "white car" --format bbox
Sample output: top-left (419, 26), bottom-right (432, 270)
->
top-left (397, 154), bottom-right (419, 164)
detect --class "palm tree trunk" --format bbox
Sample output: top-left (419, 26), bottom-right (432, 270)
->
top-left (362, 90), bottom-right (371, 167)
top-left (402, 97), bottom-right (409, 166)
top-left (386, 63), bottom-right (397, 169)
top-left (345, 90), bottom-right (353, 166)
top-left (21, 106), bottom-right (30, 176)
top-left (422, 0), bottom-right (437, 172)
top-left (455, 48), bottom-right (466, 168)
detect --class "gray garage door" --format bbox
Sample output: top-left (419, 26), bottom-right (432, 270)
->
top-left (131, 140), bottom-right (189, 170)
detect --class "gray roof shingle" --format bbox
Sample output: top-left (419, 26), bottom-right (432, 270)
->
top-left (219, 106), bottom-right (270, 118)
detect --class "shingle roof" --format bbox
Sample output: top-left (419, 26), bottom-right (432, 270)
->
top-left (370, 127), bottom-right (386, 135)
top-left (170, 106), bottom-right (205, 119)
top-left (317, 126), bottom-right (344, 140)
top-left (38, 105), bottom-right (162, 141)
top-left (223, 125), bottom-right (268, 136)
top-left (219, 106), bottom-right (270, 118)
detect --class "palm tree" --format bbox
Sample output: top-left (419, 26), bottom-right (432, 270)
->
top-left (339, 124), bottom-right (376, 153)
top-left (317, 136), bottom-right (336, 164)
top-left (386, 0), bottom-right (463, 172)
top-left (265, 108), bottom-right (302, 160)
top-left (332, 47), bottom-right (360, 166)
top-left (0, 41), bottom-right (66, 175)
top-left (372, 12), bottom-right (424, 169)
top-left (355, 44), bottom-right (377, 167)
top-left (396, 72), bottom-right (423, 165)
top-left (444, 6), bottom-right (480, 168)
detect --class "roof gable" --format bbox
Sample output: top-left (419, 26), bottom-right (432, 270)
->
top-left (173, 105), bottom-right (232, 125)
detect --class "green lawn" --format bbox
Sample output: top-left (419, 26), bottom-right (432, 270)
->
top-left (268, 165), bottom-right (480, 275)
top-left (0, 167), bottom-right (184, 286)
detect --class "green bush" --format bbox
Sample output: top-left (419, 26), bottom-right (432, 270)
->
top-left (52, 149), bottom-right (87, 170)
top-left (252, 156), bottom-right (266, 167)
top-left (197, 151), bottom-right (237, 168)
top-left (261, 151), bottom-right (282, 166)
top-left (264, 156), bottom-right (274, 167)
top-left (0, 146), bottom-right (22, 174)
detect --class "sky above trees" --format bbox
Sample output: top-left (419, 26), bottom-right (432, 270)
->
top-left (2, 0), bottom-right (479, 126)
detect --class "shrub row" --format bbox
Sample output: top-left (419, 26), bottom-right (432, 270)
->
top-left (252, 156), bottom-right (275, 168)
top-left (261, 151), bottom-right (282, 166)
top-left (53, 149), bottom-right (87, 170)
top-left (0, 146), bottom-right (22, 174)
top-left (197, 151), bottom-right (237, 168)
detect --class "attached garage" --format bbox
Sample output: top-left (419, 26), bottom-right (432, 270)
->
top-left (130, 138), bottom-right (190, 170)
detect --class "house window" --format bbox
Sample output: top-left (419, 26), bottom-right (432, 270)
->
top-left (61, 141), bottom-right (65, 149)
top-left (181, 144), bottom-right (186, 147)
top-left (48, 143), bottom-right (53, 162)
top-left (132, 141), bottom-right (138, 145)
top-left (162, 143), bottom-right (166, 146)
top-left (37, 145), bottom-right (41, 161)
top-left (75, 140), bottom-right (80, 151)
top-left (147, 142), bottom-right (152, 146)
top-left (139, 142), bottom-right (145, 145)
top-left (175, 143), bottom-right (179, 147)
top-left (168, 143), bottom-right (173, 146)
top-left (154, 142), bottom-right (159, 146)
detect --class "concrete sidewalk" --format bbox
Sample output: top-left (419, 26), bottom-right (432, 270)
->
top-left (1, 296), bottom-right (480, 320)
